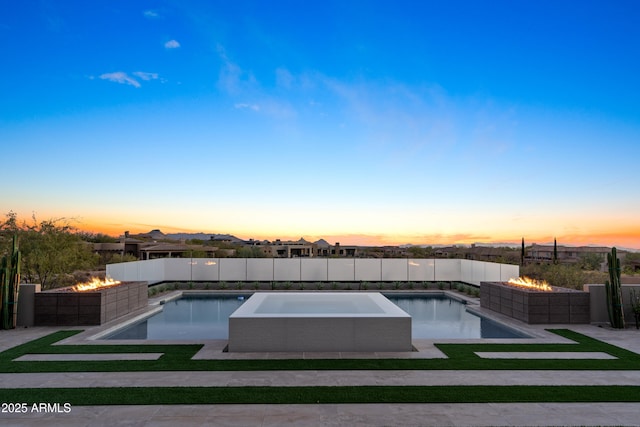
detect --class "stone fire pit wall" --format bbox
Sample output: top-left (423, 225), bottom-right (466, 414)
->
top-left (480, 281), bottom-right (590, 324)
top-left (34, 281), bottom-right (148, 326)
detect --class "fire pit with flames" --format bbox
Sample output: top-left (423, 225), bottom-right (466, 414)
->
top-left (480, 277), bottom-right (590, 324)
top-left (34, 278), bottom-right (148, 326)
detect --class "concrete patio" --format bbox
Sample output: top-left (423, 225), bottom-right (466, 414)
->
top-left (1, 291), bottom-right (639, 427)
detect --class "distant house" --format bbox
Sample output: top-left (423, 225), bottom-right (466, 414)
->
top-left (95, 238), bottom-right (219, 260)
top-left (209, 234), bottom-right (245, 245)
top-left (239, 239), bottom-right (364, 258)
top-left (330, 242), bottom-right (359, 257)
top-left (315, 239), bottom-right (332, 257)
top-left (526, 244), bottom-right (620, 269)
top-left (433, 246), bottom-right (458, 258)
top-left (138, 243), bottom-right (217, 260)
top-left (260, 238), bottom-right (316, 258)
top-left (381, 246), bottom-right (408, 258)
top-left (93, 237), bottom-right (144, 259)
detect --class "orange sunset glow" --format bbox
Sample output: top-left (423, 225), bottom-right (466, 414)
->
top-left (3, 2), bottom-right (640, 253)
top-left (34, 213), bottom-right (639, 249)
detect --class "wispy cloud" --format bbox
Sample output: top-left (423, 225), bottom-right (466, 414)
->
top-left (214, 46), bottom-right (297, 120)
top-left (212, 43), bottom-right (515, 172)
top-left (98, 72), bottom-right (141, 88)
top-left (164, 39), bottom-right (180, 49)
top-left (275, 68), bottom-right (294, 89)
top-left (234, 103), bottom-right (260, 111)
top-left (97, 71), bottom-right (162, 88)
top-left (133, 72), bottom-right (159, 81)
top-left (143, 10), bottom-right (159, 19)
top-left (216, 44), bottom-right (257, 95)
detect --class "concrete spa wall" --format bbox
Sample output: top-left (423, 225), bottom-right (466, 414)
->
top-left (107, 258), bottom-right (519, 286)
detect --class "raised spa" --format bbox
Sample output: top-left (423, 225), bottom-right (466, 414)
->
top-left (228, 292), bottom-right (412, 352)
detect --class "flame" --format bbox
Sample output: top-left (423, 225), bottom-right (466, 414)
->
top-left (507, 276), bottom-right (553, 292)
top-left (72, 276), bottom-right (121, 292)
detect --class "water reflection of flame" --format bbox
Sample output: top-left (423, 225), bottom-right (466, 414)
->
top-left (507, 276), bottom-right (553, 292)
top-left (72, 277), bottom-right (121, 292)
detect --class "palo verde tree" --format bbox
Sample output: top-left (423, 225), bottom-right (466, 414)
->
top-left (1, 212), bottom-right (99, 289)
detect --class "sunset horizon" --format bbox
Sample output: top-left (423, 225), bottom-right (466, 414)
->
top-left (2, 2), bottom-right (639, 253)
top-left (6, 211), bottom-right (638, 250)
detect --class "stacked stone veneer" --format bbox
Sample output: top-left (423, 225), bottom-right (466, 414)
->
top-left (480, 281), bottom-right (590, 324)
top-left (34, 281), bottom-right (148, 326)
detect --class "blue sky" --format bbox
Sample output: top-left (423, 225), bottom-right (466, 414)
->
top-left (1, 0), bottom-right (639, 247)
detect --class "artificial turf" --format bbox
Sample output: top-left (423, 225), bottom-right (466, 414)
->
top-left (1, 330), bottom-right (639, 406)
top-left (0, 329), bottom-right (639, 373)
top-left (1, 385), bottom-right (639, 405)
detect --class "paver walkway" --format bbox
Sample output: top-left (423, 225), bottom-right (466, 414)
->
top-left (1, 322), bottom-right (640, 426)
top-left (2, 369), bottom-right (640, 388)
top-left (3, 402), bottom-right (640, 426)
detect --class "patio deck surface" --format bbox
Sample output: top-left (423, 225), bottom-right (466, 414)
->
top-left (1, 298), bottom-right (639, 426)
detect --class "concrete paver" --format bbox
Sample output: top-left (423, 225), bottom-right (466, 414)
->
top-left (14, 353), bottom-right (164, 361)
top-left (475, 351), bottom-right (617, 359)
top-left (2, 403), bottom-right (640, 426)
top-left (2, 317), bottom-right (640, 426)
top-left (2, 369), bottom-right (640, 388)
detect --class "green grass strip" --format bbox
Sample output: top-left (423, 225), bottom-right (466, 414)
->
top-left (1, 329), bottom-right (639, 373)
top-left (1, 386), bottom-right (639, 405)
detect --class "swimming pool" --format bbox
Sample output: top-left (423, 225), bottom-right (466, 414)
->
top-left (104, 292), bottom-right (527, 340)
top-left (389, 294), bottom-right (527, 339)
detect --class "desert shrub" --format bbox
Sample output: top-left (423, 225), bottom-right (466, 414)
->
top-left (520, 263), bottom-right (605, 290)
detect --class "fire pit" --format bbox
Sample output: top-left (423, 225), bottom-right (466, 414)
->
top-left (34, 279), bottom-right (148, 326)
top-left (480, 278), bottom-right (589, 324)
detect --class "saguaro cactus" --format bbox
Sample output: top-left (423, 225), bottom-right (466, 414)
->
top-left (605, 247), bottom-right (625, 329)
top-left (0, 234), bottom-right (20, 329)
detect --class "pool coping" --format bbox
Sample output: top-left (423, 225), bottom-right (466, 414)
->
top-left (45, 290), bottom-right (583, 359)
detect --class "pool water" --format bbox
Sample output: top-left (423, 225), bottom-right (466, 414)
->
top-left (107, 294), bottom-right (249, 340)
top-left (105, 293), bottom-right (526, 340)
top-left (388, 294), bottom-right (526, 339)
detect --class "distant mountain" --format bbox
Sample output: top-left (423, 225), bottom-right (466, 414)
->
top-left (165, 232), bottom-right (214, 241)
top-left (132, 229), bottom-right (168, 240)
top-left (472, 242), bottom-right (521, 248)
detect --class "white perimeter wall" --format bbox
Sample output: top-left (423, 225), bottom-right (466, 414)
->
top-left (107, 258), bottom-right (519, 286)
